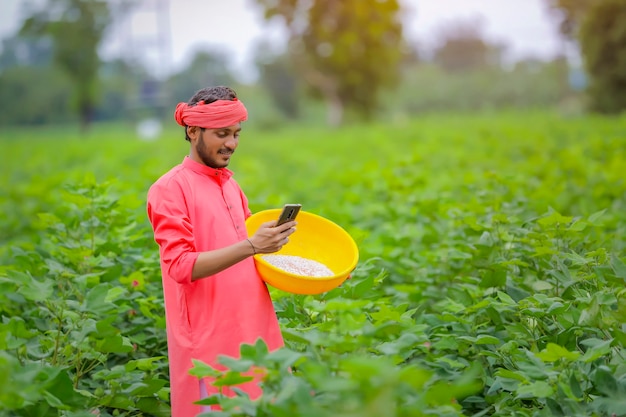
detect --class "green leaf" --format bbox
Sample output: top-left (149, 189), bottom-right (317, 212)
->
top-left (397, 365), bottom-right (431, 391)
top-left (44, 369), bottom-right (88, 408)
top-left (212, 371), bottom-right (254, 387)
top-left (517, 351), bottom-right (549, 379)
top-left (546, 301), bottom-right (565, 314)
top-left (84, 283), bottom-right (116, 314)
top-left (590, 397), bottom-right (626, 416)
top-left (126, 357), bottom-right (167, 372)
top-left (17, 276), bottom-right (54, 302)
top-left (195, 395), bottom-right (220, 406)
top-left (593, 366), bottom-right (620, 396)
top-left (477, 231), bottom-right (494, 247)
top-left (563, 251), bottom-right (591, 266)
top-left (42, 390), bottom-right (65, 408)
top-left (610, 255), bottom-right (626, 283)
top-left (135, 397), bottom-right (171, 417)
top-left (568, 219), bottom-right (587, 231)
top-left (4, 317), bottom-right (37, 340)
top-left (189, 359), bottom-right (221, 379)
top-left (348, 269), bottom-right (382, 299)
top-left (217, 356), bottom-right (254, 373)
top-left (516, 381), bottom-right (554, 399)
top-left (128, 379), bottom-right (168, 396)
top-left (105, 286), bottom-right (127, 302)
top-left (535, 343), bottom-right (580, 362)
top-left (495, 369), bottom-right (528, 383)
top-left (239, 338), bottom-right (269, 363)
top-left (587, 209), bottom-right (607, 224)
top-left (538, 211), bottom-right (573, 227)
top-left (377, 332), bottom-right (422, 355)
top-left (36, 212), bottom-right (62, 228)
top-left (569, 373), bottom-right (583, 398)
top-left (266, 348), bottom-right (306, 369)
top-left (496, 291), bottom-right (516, 305)
top-left (434, 356), bottom-right (466, 369)
top-left (97, 334), bottom-right (133, 353)
top-left (280, 328), bottom-right (311, 345)
top-left (425, 362), bottom-right (482, 404)
top-left (107, 394), bottom-right (134, 410)
top-left (480, 268), bottom-right (507, 288)
top-left (580, 338), bottom-right (613, 363)
top-left (475, 335), bottom-right (501, 345)
top-left (95, 316), bottom-right (120, 338)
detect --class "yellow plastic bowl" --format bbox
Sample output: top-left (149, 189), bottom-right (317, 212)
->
top-left (245, 209), bottom-right (359, 295)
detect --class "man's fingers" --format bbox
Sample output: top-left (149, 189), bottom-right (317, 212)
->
top-left (275, 221), bottom-right (296, 233)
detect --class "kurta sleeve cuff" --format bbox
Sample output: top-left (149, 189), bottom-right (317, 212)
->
top-left (165, 251), bottom-right (200, 284)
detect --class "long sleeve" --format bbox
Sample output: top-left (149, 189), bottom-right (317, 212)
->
top-left (147, 179), bottom-right (199, 285)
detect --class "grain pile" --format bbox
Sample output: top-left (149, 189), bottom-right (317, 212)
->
top-left (261, 255), bottom-right (334, 277)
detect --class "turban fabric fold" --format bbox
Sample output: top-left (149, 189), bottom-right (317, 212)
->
top-left (174, 98), bottom-right (248, 128)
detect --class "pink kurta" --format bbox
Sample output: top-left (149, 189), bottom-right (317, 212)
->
top-left (146, 156), bottom-right (284, 417)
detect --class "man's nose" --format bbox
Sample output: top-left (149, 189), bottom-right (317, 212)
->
top-left (225, 136), bottom-right (238, 149)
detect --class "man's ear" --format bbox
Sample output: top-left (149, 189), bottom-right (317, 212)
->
top-left (187, 126), bottom-right (200, 141)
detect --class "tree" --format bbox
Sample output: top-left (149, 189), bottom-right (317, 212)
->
top-left (431, 19), bottom-right (503, 73)
top-left (254, 41), bottom-right (301, 120)
top-left (0, 66), bottom-right (73, 126)
top-left (0, 34), bottom-right (54, 70)
top-left (97, 58), bottom-right (146, 122)
top-left (546, 0), bottom-right (595, 41)
top-left (0, 32), bottom-right (74, 126)
top-left (256, 0), bottom-right (406, 126)
top-left (166, 49), bottom-right (236, 104)
top-left (579, 0), bottom-right (626, 114)
top-left (20, 0), bottom-right (111, 131)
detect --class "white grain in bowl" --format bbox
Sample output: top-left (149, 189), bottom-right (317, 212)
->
top-left (261, 255), bottom-right (334, 277)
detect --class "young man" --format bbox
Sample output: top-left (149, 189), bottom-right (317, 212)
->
top-left (146, 86), bottom-right (295, 416)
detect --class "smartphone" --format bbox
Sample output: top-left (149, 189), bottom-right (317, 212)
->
top-left (276, 204), bottom-right (301, 226)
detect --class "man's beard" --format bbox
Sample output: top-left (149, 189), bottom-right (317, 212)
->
top-left (196, 135), bottom-right (231, 168)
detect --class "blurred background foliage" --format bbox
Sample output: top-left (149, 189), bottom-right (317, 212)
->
top-left (0, 0), bottom-right (624, 130)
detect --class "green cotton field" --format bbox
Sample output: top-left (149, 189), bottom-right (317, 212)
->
top-left (1, 110), bottom-right (626, 416)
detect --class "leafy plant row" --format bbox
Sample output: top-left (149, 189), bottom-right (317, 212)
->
top-left (1, 113), bottom-right (625, 416)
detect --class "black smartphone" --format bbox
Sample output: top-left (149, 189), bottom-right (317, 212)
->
top-left (276, 204), bottom-right (301, 226)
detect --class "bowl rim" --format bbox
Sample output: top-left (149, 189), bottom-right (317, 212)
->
top-left (247, 209), bottom-right (359, 281)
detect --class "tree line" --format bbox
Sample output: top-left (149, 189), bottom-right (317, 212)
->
top-left (0, 0), bottom-right (624, 129)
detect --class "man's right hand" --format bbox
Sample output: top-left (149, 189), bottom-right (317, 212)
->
top-left (249, 221), bottom-right (297, 254)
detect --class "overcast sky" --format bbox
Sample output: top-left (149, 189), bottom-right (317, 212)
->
top-left (0, 0), bottom-right (564, 80)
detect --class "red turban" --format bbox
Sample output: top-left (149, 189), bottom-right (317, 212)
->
top-left (174, 98), bottom-right (248, 128)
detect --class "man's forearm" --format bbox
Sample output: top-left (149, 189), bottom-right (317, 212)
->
top-left (191, 240), bottom-right (256, 281)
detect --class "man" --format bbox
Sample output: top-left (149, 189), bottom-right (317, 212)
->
top-left (146, 86), bottom-right (295, 416)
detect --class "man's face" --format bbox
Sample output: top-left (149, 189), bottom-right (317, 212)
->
top-left (189, 124), bottom-right (241, 168)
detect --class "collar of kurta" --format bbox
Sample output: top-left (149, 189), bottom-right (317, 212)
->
top-left (182, 156), bottom-right (234, 182)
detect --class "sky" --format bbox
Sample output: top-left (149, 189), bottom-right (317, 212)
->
top-left (0, 0), bottom-right (565, 81)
